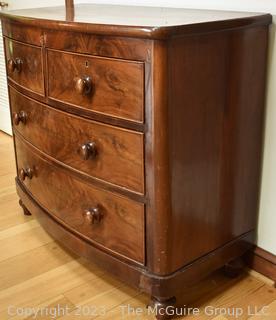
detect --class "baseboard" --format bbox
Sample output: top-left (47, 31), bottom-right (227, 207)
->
top-left (245, 246), bottom-right (276, 287)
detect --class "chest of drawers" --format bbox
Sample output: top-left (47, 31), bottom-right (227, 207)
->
top-left (0, 4), bottom-right (271, 319)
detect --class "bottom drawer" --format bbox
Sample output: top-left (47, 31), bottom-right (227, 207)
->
top-left (15, 135), bottom-right (145, 264)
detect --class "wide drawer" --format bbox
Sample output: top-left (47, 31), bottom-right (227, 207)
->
top-left (47, 49), bottom-right (144, 122)
top-left (15, 135), bottom-right (145, 264)
top-left (4, 38), bottom-right (44, 95)
top-left (10, 87), bottom-right (144, 194)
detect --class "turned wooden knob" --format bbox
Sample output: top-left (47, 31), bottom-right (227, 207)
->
top-left (84, 206), bottom-right (103, 224)
top-left (75, 76), bottom-right (92, 95)
top-left (8, 58), bottom-right (22, 73)
top-left (13, 111), bottom-right (27, 126)
top-left (19, 167), bottom-right (33, 181)
top-left (80, 142), bottom-right (97, 160)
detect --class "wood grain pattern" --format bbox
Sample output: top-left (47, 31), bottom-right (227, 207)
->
top-left (1, 19), bottom-right (43, 46)
top-left (4, 38), bottom-right (44, 96)
top-left (9, 87), bottom-right (144, 194)
top-left (17, 175), bottom-right (258, 299)
top-left (47, 49), bottom-right (144, 123)
top-left (14, 135), bottom-right (145, 264)
top-left (45, 30), bottom-right (152, 61)
top-left (166, 26), bottom-right (269, 273)
top-left (0, 6), bottom-right (272, 318)
top-left (246, 247), bottom-right (276, 286)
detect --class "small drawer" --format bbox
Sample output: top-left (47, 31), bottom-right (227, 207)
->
top-left (4, 38), bottom-right (44, 95)
top-left (47, 49), bottom-right (144, 123)
top-left (15, 135), bottom-right (145, 264)
top-left (10, 87), bottom-right (144, 194)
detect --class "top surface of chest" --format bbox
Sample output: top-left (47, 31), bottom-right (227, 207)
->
top-left (0, 4), bottom-right (271, 39)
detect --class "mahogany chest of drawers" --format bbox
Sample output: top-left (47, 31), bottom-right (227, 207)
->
top-left (0, 4), bottom-right (271, 319)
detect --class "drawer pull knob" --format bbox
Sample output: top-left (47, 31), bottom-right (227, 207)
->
top-left (19, 167), bottom-right (33, 181)
top-left (13, 111), bottom-right (27, 126)
top-left (8, 58), bottom-right (22, 73)
top-left (84, 206), bottom-right (103, 224)
top-left (80, 142), bottom-right (97, 160)
top-left (75, 76), bottom-right (92, 95)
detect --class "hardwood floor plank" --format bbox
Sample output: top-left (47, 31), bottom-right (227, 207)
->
top-left (0, 132), bottom-right (13, 144)
top-left (63, 273), bottom-right (124, 305)
top-left (247, 300), bottom-right (276, 319)
top-left (0, 193), bottom-right (33, 231)
top-left (84, 292), bottom-right (148, 320)
top-left (0, 219), bottom-right (39, 240)
top-left (246, 269), bottom-right (275, 287)
top-left (0, 259), bottom-right (103, 318)
top-left (26, 296), bottom-right (75, 320)
top-left (0, 242), bottom-right (77, 291)
top-left (0, 184), bottom-right (16, 198)
top-left (9, 295), bottom-right (75, 320)
top-left (59, 285), bottom-right (140, 319)
top-left (0, 174), bottom-right (16, 189)
top-left (176, 270), bottom-right (237, 307)
top-left (0, 226), bottom-right (53, 262)
top-left (180, 276), bottom-right (265, 319)
top-left (227, 284), bottom-right (276, 319)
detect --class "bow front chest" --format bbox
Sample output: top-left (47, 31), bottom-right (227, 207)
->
top-left (0, 4), bottom-right (271, 319)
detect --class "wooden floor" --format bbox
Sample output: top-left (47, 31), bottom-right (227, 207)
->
top-left (0, 130), bottom-right (275, 320)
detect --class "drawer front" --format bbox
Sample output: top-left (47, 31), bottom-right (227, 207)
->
top-left (4, 38), bottom-right (44, 95)
top-left (47, 49), bottom-right (144, 122)
top-left (10, 87), bottom-right (144, 194)
top-left (15, 135), bottom-right (145, 264)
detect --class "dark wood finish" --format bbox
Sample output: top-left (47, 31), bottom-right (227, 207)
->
top-left (13, 110), bottom-right (27, 126)
top-left (15, 135), bottom-right (145, 264)
top-left (47, 49), bottom-right (144, 123)
top-left (80, 142), bottom-right (97, 161)
top-left (0, 6), bottom-right (271, 319)
top-left (17, 178), bottom-right (255, 298)
top-left (8, 79), bottom-right (145, 131)
top-left (74, 76), bottom-right (92, 95)
top-left (245, 246), bottom-right (276, 287)
top-left (166, 26), bottom-right (269, 274)
top-left (4, 38), bottom-right (44, 95)
top-left (65, 0), bottom-right (73, 8)
top-left (223, 257), bottom-right (245, 278)
top-left (9, 87), bottom-right (144, 194)
top-left (1, 19), bottom-right (152, 61)
top-left (19, 167), bottom-right (33, 181)
top-left (19, 199), bottom-right (31, 216)
top-left (0, 5), bottom-right (271, 39)
top-left (45, 30), bottom-right (152, 61)
top-left (149, 296), bottom-right (176, 320)
top-left (145, 40), bottom-right (172, 275)
top-left (8, 57), bottom-right (22, 73)
top-left (1, 20), bottom-right (43, 46)
top-left (84, 206), bottom-right (103, 225)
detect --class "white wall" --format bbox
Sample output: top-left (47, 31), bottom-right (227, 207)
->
top-left (7, 0), bottom-right (64, 10)
top-left (75, 0), bottom-right (276, 12)
top-left (77, 0), bottom-right (276, 255)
